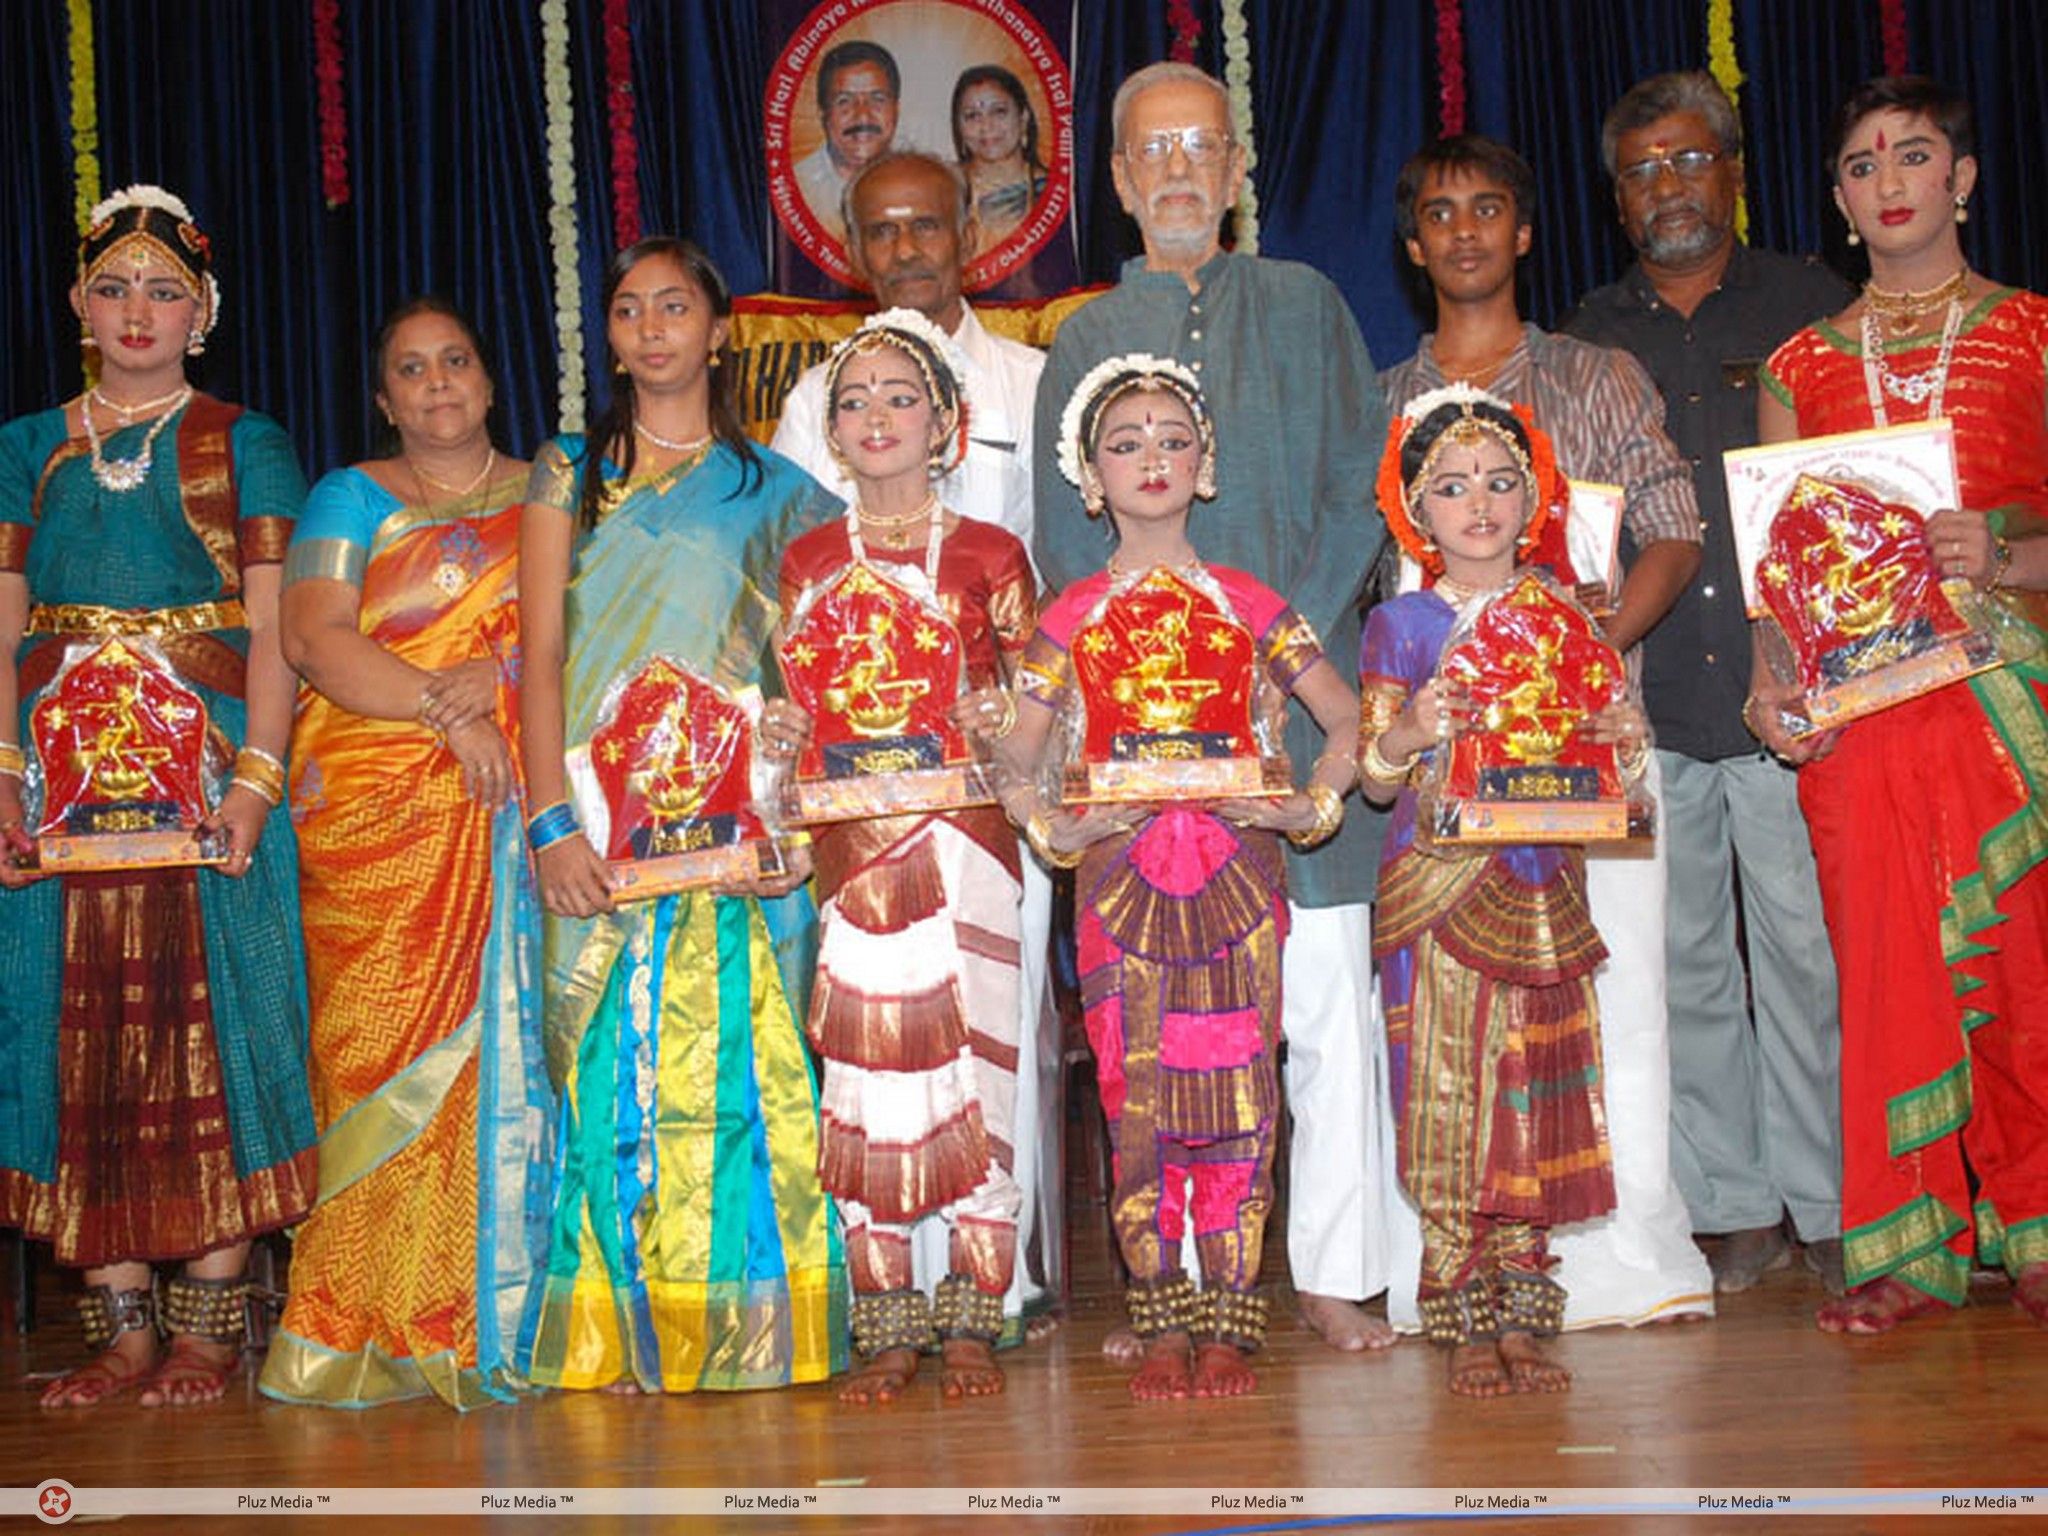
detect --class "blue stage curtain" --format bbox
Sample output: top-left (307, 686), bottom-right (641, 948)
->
top-left (1242, 0), bottom-right (1433, 368)
top-left (7, 1), bottom-right (2048, 473)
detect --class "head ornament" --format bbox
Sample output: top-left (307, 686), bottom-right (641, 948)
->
top-left (78, 185), bottom-right (221, 350)
top-left (1375, 382), bottom-right (1566, 574)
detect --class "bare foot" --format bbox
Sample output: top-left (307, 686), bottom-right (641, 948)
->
top-left (601, 1378), bottom-right (642, 1395)
top-left (838, 1348), bottom-right (919, 1406)
top-left (1297, 1291), bottom-right (1397, 1352)
top-left (2014, 1264), bottom-right (2048, 1327)
top-left (1644, 1309), bottom-right (1711, 1326)
top-left (1101, 1325), bottom-right (1145, 1368)
top-left (1190, 1341), bottom-right (1257, 1398)
top-left (1127, 1332), bottom-right (1192, 1402)
top-left (939, 1338), bottom-right (1005, 1399)
top-left (1024, 1311), bottom-right (1063, 1345)
top-left (40, 1331), bottom-right (157, 1408)
top-left (1498, 1330), bottom-right (1571, 1393)
top-left (137, 1335), bottom-right (239, 1407)
top-left (1815, 1276), bottom-right (1952, 1335)
top-left (1447, 1340), bottom-right (1512, 1398)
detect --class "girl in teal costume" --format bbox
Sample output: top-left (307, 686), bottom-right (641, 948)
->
top-left (516, 238), bottom-right (846, 1392)
top-left (0, 186), bottom-right (317, 1407)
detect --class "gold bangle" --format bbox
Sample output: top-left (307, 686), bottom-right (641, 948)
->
top-left (230, 774), bottom-right (284, 808)
top-left (1987, 535), bottom-right (2014, 594)
top-left (231, 751), bottom-right (286, 801)
top-left (1360, 734), bottom-right (1416, 785)
top-left (1286, 781), bottom-right (1345, 849)
top-left (987, 689), bottom-right (1019, 739)
top-left (1740, 695), bottom-right (1764, 740)
top-left (1026, 810), bottom-right (1083, 870)
top-left (238, 745), bottom-right (285, 775)
top-left (0, 742), bottom-right (24, 778)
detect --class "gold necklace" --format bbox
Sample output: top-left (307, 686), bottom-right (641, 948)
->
top-left (1863, 269), bottom-right (1969, 336)
top-left (856, 490), bottom-right (940, 532)
top-left (408, 446), bottom-right (497, 498)
top-left (91, 384), bottom-right (191, 422)
top-left (1435, 327), bottom-right (1523, 386)
top-left (1433, 574), bottom-right (1507, 606)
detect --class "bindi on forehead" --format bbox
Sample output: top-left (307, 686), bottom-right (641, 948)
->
top-left (1875, 127), bottom-right (1888, 151)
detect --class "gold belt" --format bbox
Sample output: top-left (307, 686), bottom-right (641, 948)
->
top-left (24, 598), bottom-right (248, 637)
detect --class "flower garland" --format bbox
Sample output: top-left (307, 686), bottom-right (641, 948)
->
top-left (67, 0), bottom-right (101, 235)
top-left (1166, 0), bottom-right (1201, 63)
top-left (1219, 0), bottom-right (1260, 256)
top-left (541, 0), bottom-right (586, 434)
top-left (1880, 0), bottom-right (1909, 75)
top-left (1435, 0), bottom-right (1467, 137)
top-left (1705, 0), bottom-right (1749, 243)
top-left (604, 0), bottom-right (640, 250)
top-left (313, 0), bottom-right (350, 208)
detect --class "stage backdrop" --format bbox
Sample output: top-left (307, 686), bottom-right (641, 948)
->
top-left (5, 1), bottom-right (2047, 476)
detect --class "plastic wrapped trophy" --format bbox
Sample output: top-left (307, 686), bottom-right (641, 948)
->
top-left (1754, 474), bottom-right (2027, 736)
top-left (565, 655), bottom-right (787, 899)
top-left (777, 560), bottom-right (993, 823)
top-left (1421, 573), bottom-right (1651, 845)
top-left (25, 636), bottom-right (231, 871)
top-left (1062, 564), bottom-right (1290, 804)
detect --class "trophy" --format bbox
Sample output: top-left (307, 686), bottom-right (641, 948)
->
top-left (777, 562), bottom-right (994, 823)
top-left (27, 637), bottom-right (230, 871)
top-left (1062, 566), bottom-right (1290, 804)
top-left (566, 655), bottom-right (786, 900)
top-left (1753, 474), bottom-right (2015, 735)
top-left (1421, 574), bottom-right (1648, 845)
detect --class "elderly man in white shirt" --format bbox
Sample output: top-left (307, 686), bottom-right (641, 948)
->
top-left (771, 148), bottom-right (1056, 1336)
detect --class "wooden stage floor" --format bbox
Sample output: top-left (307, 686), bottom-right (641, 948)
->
top-left (7, 1215), bottom-right (2046, 1535)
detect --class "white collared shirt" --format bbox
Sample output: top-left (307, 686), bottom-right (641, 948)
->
top-left (772, 302), bottom-right (1045, 562)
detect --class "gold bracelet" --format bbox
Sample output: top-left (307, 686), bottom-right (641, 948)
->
top-left (1312, 748), bottom-right (1358, 788)
top-left (992, 690), bottom-right (1019, 739)
top-left (232, 749), bottom-right (287, 802)
top-left (1987, 535), bottom-right (2014, 594)
top-left (230, 774), bottom-right (284, 808)
top-left (1740, 695), bottom-right (1764, 740)
top-left (1026, 810), bottom-right (1083, 870)
top-left (1286, 781), bottom-right (1345, 849)
top-left (0, 742), bottom-right (24, 778)
top-left (1359, 734), bottom-right (1416, 785)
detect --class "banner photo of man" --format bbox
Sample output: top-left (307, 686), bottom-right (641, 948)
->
top-left (763, 0), bottom-right (1077, 300)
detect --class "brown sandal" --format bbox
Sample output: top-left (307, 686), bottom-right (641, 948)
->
top-left (139, 1273), bottom-right (248, 1407)
top-left (41, 1286), bottom-right (157, 1408)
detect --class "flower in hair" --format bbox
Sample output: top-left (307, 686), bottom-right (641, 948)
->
top-left (1057, 352), bottom-right (1207, 487)
top-left (88, 184), bottom-right (197, 228)
top-left (1375, 382), bottom-right (1566, 576)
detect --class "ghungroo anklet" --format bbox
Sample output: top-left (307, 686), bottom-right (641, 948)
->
top-left (158, 1273), bottom-right (250, 1345)
top-left (1495, 1269), bottom-right (1568, 1338)
top-left (850, 1286), bottom-right (935, 1359)
top-left (78, 1285), bottom-right (155, 1353)
top-left (1125, 1274), bottom-right (1200, 1338)
top-left (1203, 1287), bottom-right (1269, 1352)
top-left (1418, 1282), bottom-right (1497, 1346)
top-left (931, 1273), bottom-right (1005, 1343)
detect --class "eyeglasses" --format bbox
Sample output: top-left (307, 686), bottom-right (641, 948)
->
top-left (1126, 127), bottom-right (1235, 166)
top-left (1618, 148), bottom-right (1723, 188)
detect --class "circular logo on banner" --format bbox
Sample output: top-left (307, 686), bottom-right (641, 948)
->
top-left (34, 1480), bottom-right (77, 1525)
top-left (763, 0), bottom-right (1073, 292)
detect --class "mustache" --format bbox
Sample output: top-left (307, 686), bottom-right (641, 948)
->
top-left (1146, 178), bottom-right (1214, 216)
top-left (839, 122), bottom-right (884, 137)
top-left (880, 266), bottom-right (939, 288)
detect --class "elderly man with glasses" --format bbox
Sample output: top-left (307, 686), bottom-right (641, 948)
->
top-left (1562, 71), bottom-right (1851, 1297)
top-left (1032, 61), bottom-right (1397, 1360)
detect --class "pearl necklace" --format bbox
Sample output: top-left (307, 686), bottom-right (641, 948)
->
top-left (1860, 297), bottom-right (1964, 425)
top-left (408, 447), bottom-right (497, 499)
top-left (81, 387), bottom-right (192, 493)
top-left (634, 419), bottom-right (712, 454)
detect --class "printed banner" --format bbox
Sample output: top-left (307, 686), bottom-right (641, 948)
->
top-left (762, 0), bottom-right (1077, 300)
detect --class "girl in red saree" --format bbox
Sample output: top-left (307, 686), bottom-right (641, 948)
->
top-left (1755, 76), bottom-right (2048, 1333)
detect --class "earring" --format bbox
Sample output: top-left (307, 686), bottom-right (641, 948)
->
top-left (708, 352), bottom-right (721, 369)
top-left (1954, 195), bottom-right (1969, 225)
top-left (185, 331), bottom-right (206, 357)
top-left (1846, 227), bottom-right (1861, 247)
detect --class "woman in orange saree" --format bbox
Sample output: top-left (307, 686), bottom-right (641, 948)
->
top-left (261, 300), bottom-right (551, 1408)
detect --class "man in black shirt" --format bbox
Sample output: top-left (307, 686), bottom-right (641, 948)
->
top-left (1564, 72), bottom-right (1849, 1296)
